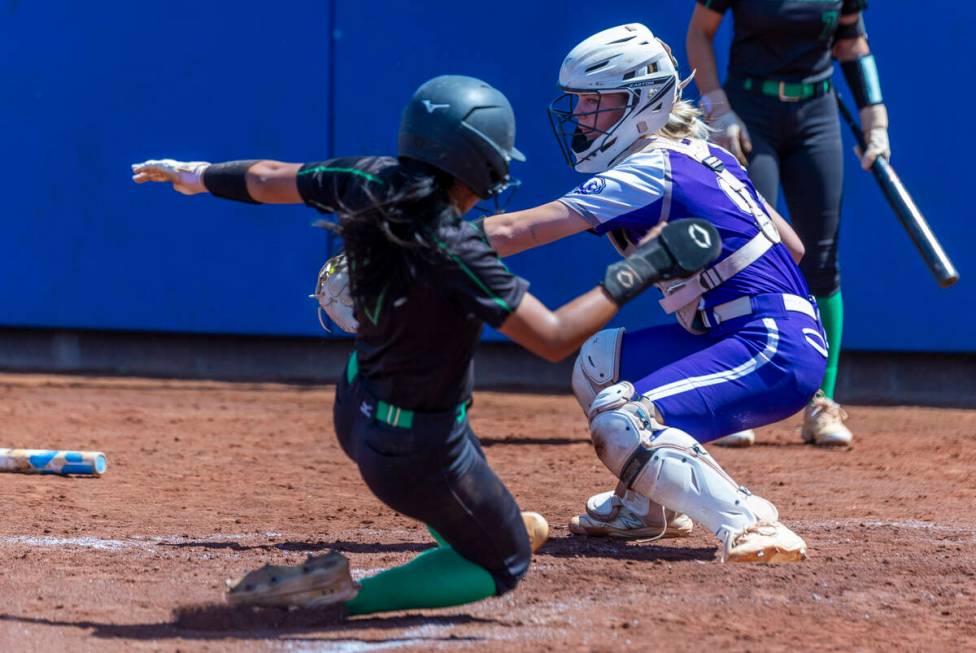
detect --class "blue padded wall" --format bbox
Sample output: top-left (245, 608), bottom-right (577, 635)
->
top-left (2, 1), bottom-right (972, 350)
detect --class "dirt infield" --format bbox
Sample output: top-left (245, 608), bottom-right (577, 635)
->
top-left (0, 372), bottom-right (974, 652)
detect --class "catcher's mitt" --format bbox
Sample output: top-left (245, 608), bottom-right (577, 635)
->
top-left (311, 253), bottom-right (358, 334)
top-left (226, 550), bottom-right (360, 608)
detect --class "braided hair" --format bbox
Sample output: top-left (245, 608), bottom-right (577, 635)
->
top-left (325, 158), bottom-right (459, 310)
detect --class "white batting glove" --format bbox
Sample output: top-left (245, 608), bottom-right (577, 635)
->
top-left (131, 159), bottom-right (211, 195)
top-left (701, 89), bottom-right (752, 165)
top-left (857, 104), bottom-right (890, 170)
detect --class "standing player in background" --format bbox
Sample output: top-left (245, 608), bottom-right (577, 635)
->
top-left (483, 24), bottom-right (819, 553)
top-left (687, 0), bottom-right (887, 447)
top-left (131, 75), bottom-right (724, 613)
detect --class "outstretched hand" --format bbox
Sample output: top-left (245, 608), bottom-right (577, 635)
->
top-left (131, 159), bottom-right (211, 195)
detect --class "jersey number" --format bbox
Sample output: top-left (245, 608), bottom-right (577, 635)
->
top-left (716, 177), bottom-right (780, 243)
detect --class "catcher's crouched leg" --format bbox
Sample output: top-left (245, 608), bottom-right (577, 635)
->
top-left (586, 382), bottom-right (807, 562)
top-left (570, 330), bottom-right (693, 540)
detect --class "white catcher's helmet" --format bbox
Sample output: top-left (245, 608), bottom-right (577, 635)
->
top-left (548, 24), bottom-right (682, 173)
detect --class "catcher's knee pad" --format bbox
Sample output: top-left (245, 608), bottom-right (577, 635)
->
top-left (629, 427), bottom-right (779, 540)
top-left (572, 328), bottom-right (625, 412)
top-left (587, 381), bottom-right (662, 483)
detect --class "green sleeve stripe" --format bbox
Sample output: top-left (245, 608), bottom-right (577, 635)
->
top-left (433, 237), bottom-right (514, 314)
top-left (298, 166), bottom-right (384, 184)
top-left (363, 286), bottom-right (387, 326)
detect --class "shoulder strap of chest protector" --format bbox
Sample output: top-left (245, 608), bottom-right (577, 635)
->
top-left (644, 138), bottom-right (781, 315)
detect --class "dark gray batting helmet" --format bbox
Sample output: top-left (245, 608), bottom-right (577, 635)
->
top-left (398, 75), bottom-right (525, 198)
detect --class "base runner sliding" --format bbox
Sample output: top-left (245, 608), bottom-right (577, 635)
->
top-left (132, 75), bottom-right (721, 613)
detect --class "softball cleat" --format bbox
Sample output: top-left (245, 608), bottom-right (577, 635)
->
top-left (722, 521), bottom-right (807, 563)
top-left (569, 506), bottom-right (694, 540)
top-left (801, 391), bottom-right (853, 446)
top-left (711, 429), bottom-right (756, 447)
top-left (226, 550), bottom-right (360, 608)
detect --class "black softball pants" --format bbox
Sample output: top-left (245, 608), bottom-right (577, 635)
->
top-left (332, 373), bottom-right (531, 595)
top-left (726, 84), bottom-right (845, 296)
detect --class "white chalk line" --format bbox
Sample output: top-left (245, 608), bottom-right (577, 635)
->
top-left (282, 624), bottom-right (464, 653)
top-left (1, 518), bottom-right (972, 555)
top-left (0, 531), bottom-right (283, 552)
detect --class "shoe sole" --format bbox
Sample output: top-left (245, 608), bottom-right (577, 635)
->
top-left (569, 521), bottom-right (694, 540)
top-left (726, 545), bottom-right (807, 564)
top-left (227, 582), bottom-right (359, 608)
top-left (713, 439), bottom-right (754, 448)
top-left (802, 432), bottom-right (853, 447)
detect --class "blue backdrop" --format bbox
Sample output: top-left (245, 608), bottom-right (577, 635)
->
top-left (2, 1), bottom-right (972, 351)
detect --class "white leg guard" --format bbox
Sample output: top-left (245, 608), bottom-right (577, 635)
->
top-left (571, 328), bottom-right (625, 413)
top-left (588, 382), bottom-right (778, 549)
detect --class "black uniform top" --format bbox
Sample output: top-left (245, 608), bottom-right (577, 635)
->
top-left (297, 156), bottom-right (528, 412)
top-left (699, 0), bottom-right (868, 83)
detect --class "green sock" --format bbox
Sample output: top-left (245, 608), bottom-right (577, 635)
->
top-left (814, 290), bottom-right (844, 399)
top-left (427, 526), bottom-right (448, 547)
top-left (344, 545), bottom-right (497, 616)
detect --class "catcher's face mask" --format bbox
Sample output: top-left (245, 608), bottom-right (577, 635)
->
top-left (547, 90), bottom-right (636, 170)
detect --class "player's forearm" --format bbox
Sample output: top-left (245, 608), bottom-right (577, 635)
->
top-left (686, 5), bottom-right (724, 95)
top-left (833, 36), bottom-right (869, 61)
top-left (204, 160), bottom-right (303, 204)
top-left (243, 161), bottom-right (304, 203)
top-left (485, 201), bottom-right (591, 258)
top-left (547, 288), bottom-right (621, 360)
top-left (686, 27), bottom-right (722, 95)
top-left (500, 289), bottom-right (619, 363)
top-left (484, 213), bottom-right (527, 257)
top-left (832, 12), bottom-right (871, 61)
top-left (483, 207), bottom-right (557, 258)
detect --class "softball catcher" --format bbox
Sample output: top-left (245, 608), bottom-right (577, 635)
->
top-left (484, 24), bottom-right (821, 557)
top-left (132, 75), bottom-right (720, 612)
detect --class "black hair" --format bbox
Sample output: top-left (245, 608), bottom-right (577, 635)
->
top-left (326, 158), bottom-right (459, 309)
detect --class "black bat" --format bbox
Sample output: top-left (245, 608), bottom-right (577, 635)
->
top-left (836, 96), bottom-right (959, 288)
